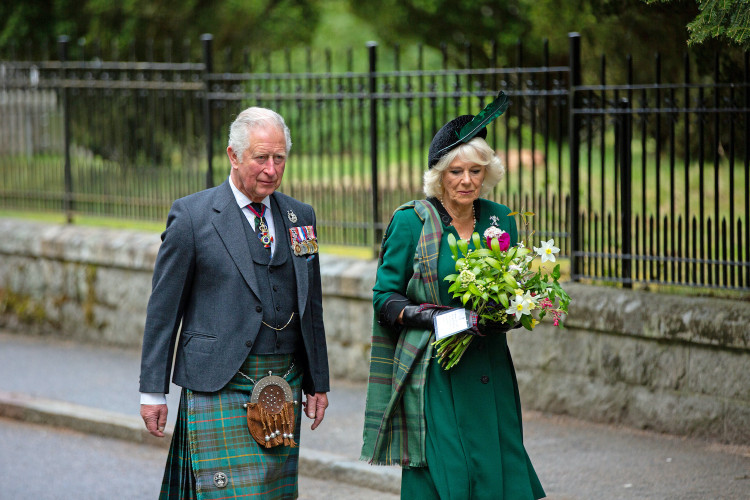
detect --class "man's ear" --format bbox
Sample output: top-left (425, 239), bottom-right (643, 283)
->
top-left (227, 146), bottom-right (238, 166)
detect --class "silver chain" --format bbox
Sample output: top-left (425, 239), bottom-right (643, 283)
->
top-left (237, 361), bottom-right (295, 385)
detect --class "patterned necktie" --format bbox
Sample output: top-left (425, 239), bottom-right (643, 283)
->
top-left (247, 202), bottom-right (272, 250)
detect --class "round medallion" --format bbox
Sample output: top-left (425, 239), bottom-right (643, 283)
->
top-left (250, 375), bottom-right (293, 415)
top-left (213, 471), bottom-right (228, 488)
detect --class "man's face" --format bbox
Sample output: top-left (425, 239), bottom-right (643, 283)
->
top-left (228, 126), bottom-right (287, 202)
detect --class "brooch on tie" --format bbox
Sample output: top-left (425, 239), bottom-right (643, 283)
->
top-left (289, 226), bottom-right (318, 256)
top-left (287, 210), bottom-right (298, 223)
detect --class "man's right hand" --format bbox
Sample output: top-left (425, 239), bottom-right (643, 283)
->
top-left (141, 404), bottom-right (168, 437)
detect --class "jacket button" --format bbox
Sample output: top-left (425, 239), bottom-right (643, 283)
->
top-left (480, 375), bottom-right (490, 384)
top-left (275, 305), bottom-right (281, 311)
top-left (256, 306), bottom-right (262, 313)
top-left (273, 285), bottom-right (278, 292)
top-left (245, 340), bottom-right (253, 348)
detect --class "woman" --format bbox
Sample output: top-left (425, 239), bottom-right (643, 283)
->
top-left (361, 97), bottom-right (546, 500)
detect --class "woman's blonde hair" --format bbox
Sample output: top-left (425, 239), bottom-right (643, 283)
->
top-left (423, 137), bottom-right (504, 198)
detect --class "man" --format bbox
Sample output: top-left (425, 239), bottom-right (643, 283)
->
top-left (139, 106), bottom-right (329, 499)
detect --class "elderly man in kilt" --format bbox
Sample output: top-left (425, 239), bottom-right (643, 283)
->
top-left (139, 106), bottom-right (329, 499)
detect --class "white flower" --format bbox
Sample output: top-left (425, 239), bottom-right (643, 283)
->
top-left (508, 263), bottom-right (524, 274)
top-left (533, 239), bottom-right (560, 263)
top-left (483, 226), bottom-right (505, 239)
top-left (506, 293), bottom-right (532, 320)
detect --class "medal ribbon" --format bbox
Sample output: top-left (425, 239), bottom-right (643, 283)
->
top-left (247, 203), bottom-right (273, 248)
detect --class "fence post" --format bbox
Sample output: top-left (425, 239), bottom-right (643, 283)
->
top-left (57, 36), bottom-right (73, 223)
top-left (617, 98), bottom-right (633, 287)
top-left (568, 33), bottom-right (581, 279)
top-left (367, 41), bottom-right (381, 256)
top-left (201, 34), bottom-right (214, 189)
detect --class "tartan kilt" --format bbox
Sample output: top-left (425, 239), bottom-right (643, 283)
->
top-left (160, 354), bottom-right (303, 500)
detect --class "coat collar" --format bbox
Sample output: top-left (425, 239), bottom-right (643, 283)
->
top-left (211, 180), bottom-right (260, 298)
top-left (427, 196), bottom-right (482, 227)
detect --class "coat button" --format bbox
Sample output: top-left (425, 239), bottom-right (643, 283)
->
top-left (275, 305), bottom-right (281, 311)
top-left (480, 375), bottom-right (490, 384)
top-left (273, 285), bottom-right (278, 292)
top-left (256, 306), bottom-right (262, 313)
top-left (245, 340), bottom-right (253, 348)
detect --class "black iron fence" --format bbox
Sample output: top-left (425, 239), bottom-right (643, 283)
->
top-left (0, 34), bottom-right (747, 291)
top-left (569, 37), bottom-right (749, 290)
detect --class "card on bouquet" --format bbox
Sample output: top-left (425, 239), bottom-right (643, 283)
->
top-left (433, 308), bottom-right (473, 340)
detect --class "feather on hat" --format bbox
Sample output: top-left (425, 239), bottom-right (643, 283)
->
top-left (427, 91), bottom-right (510, 168)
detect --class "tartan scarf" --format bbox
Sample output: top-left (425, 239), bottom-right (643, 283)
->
top-left (360, 199), bottom-right (443, 467)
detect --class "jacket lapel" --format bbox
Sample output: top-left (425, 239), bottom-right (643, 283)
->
top-left (273, 193), bottom-right (309, 317)
top-left (211, 180), bottom-right (261, 299)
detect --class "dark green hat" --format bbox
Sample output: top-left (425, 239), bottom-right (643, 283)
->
top-left (427, 91), bottom-right (510, 168)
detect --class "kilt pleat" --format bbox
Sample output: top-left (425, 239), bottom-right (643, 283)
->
top-left (160, 390), bottom-right (197, 499)
top-left (159, 354), bottom-right (302, 500)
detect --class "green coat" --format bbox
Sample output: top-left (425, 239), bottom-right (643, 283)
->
top-left (367, 198), bottom-right (545, 500)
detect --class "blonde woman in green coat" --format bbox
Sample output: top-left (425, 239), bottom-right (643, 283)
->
top-left (362, 97), bottom-right (546, 500)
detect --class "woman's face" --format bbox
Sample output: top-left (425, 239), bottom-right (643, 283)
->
top-left (441, 156), bottom-right (485, 208)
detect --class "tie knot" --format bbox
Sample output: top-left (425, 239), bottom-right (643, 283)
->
top-left (248, 202), bottom-right (265, 216)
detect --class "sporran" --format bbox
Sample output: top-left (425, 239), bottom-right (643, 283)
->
top-left (244, 372), bottom-right (299, 448)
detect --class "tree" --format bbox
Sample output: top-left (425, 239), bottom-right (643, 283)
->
top-left (345, 0), bottom-right (533, 67)
top-left (644, 0), bottom-right (750, 49)
top-left (0, 0), bottom-right (322, 63)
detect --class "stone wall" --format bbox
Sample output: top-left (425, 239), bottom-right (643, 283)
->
top-left (0, 218), bottom-right (748, 444)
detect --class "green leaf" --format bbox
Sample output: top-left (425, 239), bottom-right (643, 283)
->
top-left (447, 233), bottom-right (458, 259)
top-left (462, 291), bottom-right (471, 305)
top-left (486, 257), bottom-right (503, 271)
top-left (552, 264), bottom-right (561, 280)
top-left (503, 273), bottom-right (517, 287)
top-left (520, 314), bottom-right (534, 330)
top-left (472, 232), bottom-right (481, 250)
top-left (457, 238), bottom-right (469, 256)
top-left (499, 294), bottom-right (510, 308)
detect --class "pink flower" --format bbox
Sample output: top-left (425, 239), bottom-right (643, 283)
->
top-left (484, 226), bottom-right (510, 251)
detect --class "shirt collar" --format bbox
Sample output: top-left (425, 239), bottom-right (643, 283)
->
top-left (228, 176), bottom-right (270, 210)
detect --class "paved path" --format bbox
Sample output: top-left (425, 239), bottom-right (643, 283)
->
top-left (0, 331), bottom-right (748, 499)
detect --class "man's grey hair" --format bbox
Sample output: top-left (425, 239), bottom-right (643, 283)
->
top-left (227, 107), bottom-right (292, 161)
top-left (423, 137), bottom-right (504, 198)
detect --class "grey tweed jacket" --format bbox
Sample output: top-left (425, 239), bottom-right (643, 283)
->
top-left (138, 179), bottom-right (329, 396)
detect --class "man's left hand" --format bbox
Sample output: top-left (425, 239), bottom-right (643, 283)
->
top-left (303, 392), bottom-right (328, 430)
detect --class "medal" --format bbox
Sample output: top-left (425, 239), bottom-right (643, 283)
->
top-left (289, 225), bottom-right (318, 256)
top-left (247, 203), bottom-right (273, 248)
top-left (287, 210), bottom-right (298, 223)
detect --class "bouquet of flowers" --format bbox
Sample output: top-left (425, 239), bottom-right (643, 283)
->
top-left (434, 212), bottom-right (571, 369)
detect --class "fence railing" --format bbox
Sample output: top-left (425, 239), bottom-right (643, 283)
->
top-left (569, 38), bottom-right (749, 290)
top-left (1, 34), bottom-right (747, 291)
